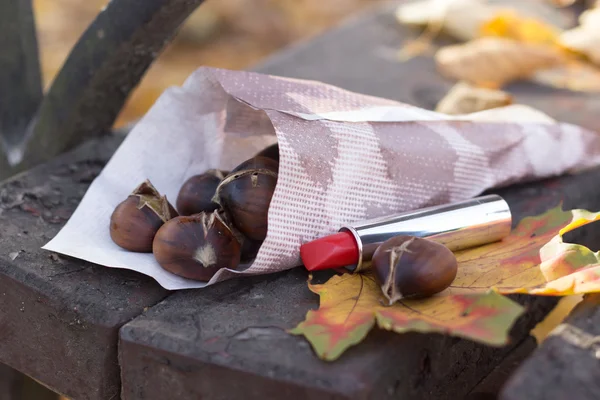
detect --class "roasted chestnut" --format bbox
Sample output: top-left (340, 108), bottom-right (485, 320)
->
top-left (255, 143), bottom-right (279, 162)
top-left (152, 210), bottom-right (241, 281)
top-left (371, 235), bottom-right (458, 304)
top-left (110, 180), bottom-right (177, 252)
top-left (230, 155), bottom-right (278, 174)
top-left (176, 169), bottom-right (227, 216)
top-left (214, 156), bottom-right (278, 241)
top-left (239, 236), bottom-right (263, 263)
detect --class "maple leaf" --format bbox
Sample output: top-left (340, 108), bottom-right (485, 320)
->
top-left (532, 61), bottom-right (600, 93)
top-left (453, 205), bottom-right (600, 295)
top-left (289, 273), bottom-right (523, 361)
top-left (292, 205), bottom-right (600, 361)
top-left (435, 37), bottom-right (564, 88)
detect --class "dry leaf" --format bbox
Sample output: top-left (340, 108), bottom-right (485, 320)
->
top-left (292, 205), bottom-right (600, 360)
top-left (289, 273), bottom-right (523, 361)
top-left (559, 8), bottom-right (600, 65)
top-left (479, 10), bottom-right (562, 47)
top-left (452, 206), bottom-right (600, 295)
top-left (533, 60), bottom-right (600, 92)
top-left (435, 81), bottom-right (513, 114)
top-left (395, 0), bottom-right (496, 42)
top-left (435, 37), bottom-right (565, 87)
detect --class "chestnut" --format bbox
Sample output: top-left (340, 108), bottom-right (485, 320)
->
top-left (230, 155), bottom-right (278, 174)
top-left (176, 169), bottom-right (228, 216)
top-left (371, 235), bottom-right (458, 305)
top-left (110, 180), bottom-right (177, 252)
top-left (255, 143), bottom-right (279, 162)
top-left (213, 156), bottom-right (278, 241)
top-left (152, 210), bottom-right (241, 281)
top-left (239, 236), bottom-right (263, 263)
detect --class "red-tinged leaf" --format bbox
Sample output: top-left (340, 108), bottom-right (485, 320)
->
top-left (293, 205), bottom-right (600, 361)
top-left (290, 273), bottom-right (524, 361)
top-left (451, 206), bottom-right (600, 295)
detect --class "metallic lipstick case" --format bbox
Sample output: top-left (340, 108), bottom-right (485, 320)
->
top-left (340, 194), bottom-right (512, 273)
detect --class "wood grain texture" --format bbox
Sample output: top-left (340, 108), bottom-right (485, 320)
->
top-left (501, 294), bottom-right (600, 400)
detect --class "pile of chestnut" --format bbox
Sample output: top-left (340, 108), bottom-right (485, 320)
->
top-left (109, 143), bottom-right (279, 281)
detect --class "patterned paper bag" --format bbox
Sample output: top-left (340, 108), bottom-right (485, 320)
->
top-left (43, 67), bottom-right (600, 290)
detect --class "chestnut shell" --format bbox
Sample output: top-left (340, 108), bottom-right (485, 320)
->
top-left (230, 156), bottom-right (278, 174)
top-left (109, 180), bottom-right (177, 252)
top-left (215, 156), bottom-right (278, 241)
top-left (152, 211), bottom-right (241, 281)
top-left (371, 235), bottom-right (458, 304)
top-left (176, 170), bottom-right (226, 216)
top-left (255, 143), bottom-right (279, 162)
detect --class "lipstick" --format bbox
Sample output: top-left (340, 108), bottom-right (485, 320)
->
top-left (300, 194), bottom-right (512, 272)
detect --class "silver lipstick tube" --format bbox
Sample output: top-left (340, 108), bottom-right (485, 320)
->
top-left (340, 194), bottom-right (512, 273)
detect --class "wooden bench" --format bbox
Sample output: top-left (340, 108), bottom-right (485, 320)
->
top-left (1, 1), bottom-right (599, 399)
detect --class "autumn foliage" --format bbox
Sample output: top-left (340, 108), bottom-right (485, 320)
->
top-left (292, 206), bottom-right (600, 360)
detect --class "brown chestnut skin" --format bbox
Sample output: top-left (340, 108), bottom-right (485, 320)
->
top-left (214, 156), bottom-right (278, 241)
top-left (230, 155), bottom-right (279, 174)
top-left (152, 211), bottom-right (241, 281)
top-left (371, 235), bottom-right (458, 304)
top-left (110, 180), bottom-right (177, 252)
top-left (176, 169), bottom-right (227, 216)
top-left (240, 236), bottom-right (263, 263)
top-left (255, 143), bottom-right (279, 162)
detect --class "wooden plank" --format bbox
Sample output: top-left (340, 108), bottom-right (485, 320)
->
top-left (500, 294), bottom-right (600, 400)
top-left (0, 363), bottom-right (57, 400)
top-left (466, 337), bottom-right (538, 399)
top-left (0, 133), bottom-right (168, 400)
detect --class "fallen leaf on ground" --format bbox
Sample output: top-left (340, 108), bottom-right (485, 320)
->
top-left (395, 0), bottom-right (495, 42)
top-left (479, 10), bottom-right (562, 47)
top-left (289, 273), bottom-right (523, 361)
top-left (532, 60), bottom-right (600, 92)
top-left (435, 37), bottom-right (565, 87)
top-left (559, 8), bottom-right (600, 65)
top-left (452, 206), bottom-right (600, 295)
top-left (435, 81), bottom-right (513, 114)
top-left (293, 205), bottom-right (600, 360)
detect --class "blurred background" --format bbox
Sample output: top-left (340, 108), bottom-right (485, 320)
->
top-left (33, 0), bottom-right (385, 129)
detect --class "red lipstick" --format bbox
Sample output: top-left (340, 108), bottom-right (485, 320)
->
top-left (300, 195), bottom-right (512, 273)
top-left (300, 231), bottom-right (358, 271)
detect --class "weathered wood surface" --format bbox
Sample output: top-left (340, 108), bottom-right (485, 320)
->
top-left (0, 363), bottom-right (57, 400)
top-left (0, 133), bottom-right (168, 400)
top-left (119, 4), bottom-right (600, 400)
top-left (500, 294), bottom-right (600, 400)
top-left (466, 337), bottom-right (538, 400)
